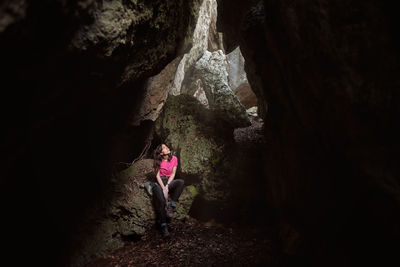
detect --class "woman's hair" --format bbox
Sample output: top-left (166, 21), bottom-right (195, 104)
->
top-left (153, 144), bottom-right (172, 173)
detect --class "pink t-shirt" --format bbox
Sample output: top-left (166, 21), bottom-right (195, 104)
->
top-left (159, 156), bottom-right (178, 177)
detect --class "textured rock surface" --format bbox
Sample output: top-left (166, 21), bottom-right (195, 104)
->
top-left (170, 0), bottom-right (217, 96)
top-left (69, 0), bottom-right (201, 85)
top-left (218, 0), bottom-right (400, 265)
top-left (130, 57), bottom-right (182, 126)
top-left (182, 50), bottom-right (251, 128)
top-left (131, 0), bottom-right (249, 128)
top-left (155, 94), bottom-right (233, 201)
top-left (131, 0), bottom-right (217, 126)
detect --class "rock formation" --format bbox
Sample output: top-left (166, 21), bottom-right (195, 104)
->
top-left (182, 50), bottom-right (250, 128)
top-left (218, 0), bottom-right (400, 265)
top-left (155, 94), bottom-right (233, 202)
top-left (71, 159), bottom-right (197, 266)
top-left (130, 57), bottom-right (182, 126)
top-left (170, 0), bottom-right (218, 97)
top-left (130, 0), bottom-right (249, 130)
top-left (131, 0), bottom-right (218, 126)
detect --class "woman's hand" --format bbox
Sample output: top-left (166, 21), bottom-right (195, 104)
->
top-left (162, 185), bottom-right (169, 201)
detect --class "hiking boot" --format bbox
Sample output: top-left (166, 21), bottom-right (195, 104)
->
top-left (161, 225), bottom-right (170, 238)
top-left (166, 204), bottom-right (175, 218)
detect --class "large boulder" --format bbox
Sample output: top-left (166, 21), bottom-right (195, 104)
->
top-left (182, 50), bottom-right (251, 128)
top-left (155, 94), bottom-right (233, 201)
top-left (71, 159), bottom-right (198, 266)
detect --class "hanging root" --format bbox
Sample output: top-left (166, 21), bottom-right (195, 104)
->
top-left (131, 132), bottom-right (153, 165)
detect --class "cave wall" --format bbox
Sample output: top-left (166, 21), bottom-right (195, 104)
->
top-left (0, 0), bottom-right (201, 266)
top-left (218, 0), bottom-right (400, 265)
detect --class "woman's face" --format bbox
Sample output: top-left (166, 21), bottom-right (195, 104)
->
top-left (160, 144), bottom-right (170, 156)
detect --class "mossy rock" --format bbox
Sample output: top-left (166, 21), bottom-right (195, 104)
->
top-left (72, 158), bottom-right (197, 266)
top-left (175, 185), bottom-right (198, 219)
top-left (155, 94), bottom-right (234, 201)
top-left (155, 95), bottom-right (227, 176)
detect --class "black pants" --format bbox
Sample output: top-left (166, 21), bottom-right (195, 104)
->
top-left (153, 177), bottom-right (184, 225)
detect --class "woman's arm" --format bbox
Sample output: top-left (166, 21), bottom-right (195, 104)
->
top-left (156, 169), bottom-right (165, 189)
top-left (157, 169), bottom-right (169, 200)
top-left (167, 166), bottom-right (177, 186)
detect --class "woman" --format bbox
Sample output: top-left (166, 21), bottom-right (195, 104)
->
top-left (153, 143), bottom-right (184, 237)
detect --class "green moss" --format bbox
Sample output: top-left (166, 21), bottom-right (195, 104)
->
top-left (174, 185), bottom-right (198, 220)
top-left (186, 185), bottom-right (198, 197)
top-left (154, 94), bottom-right (232, 202)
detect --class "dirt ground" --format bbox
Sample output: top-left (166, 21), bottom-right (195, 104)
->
top-left (85, 216), bottom-right (289, 267)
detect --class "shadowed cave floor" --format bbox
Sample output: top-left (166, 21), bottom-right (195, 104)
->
top-left (85, 217), bottom-right (287, 267)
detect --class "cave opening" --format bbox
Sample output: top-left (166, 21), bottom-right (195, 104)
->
top-left (103, 0), bottom-right (270, 230)
top-left (97, 0), bottom-right (278, 264)
top-left (116, 45), bottom-right (269, 228)
top-left (2, 0), bottom-right (400, 266)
